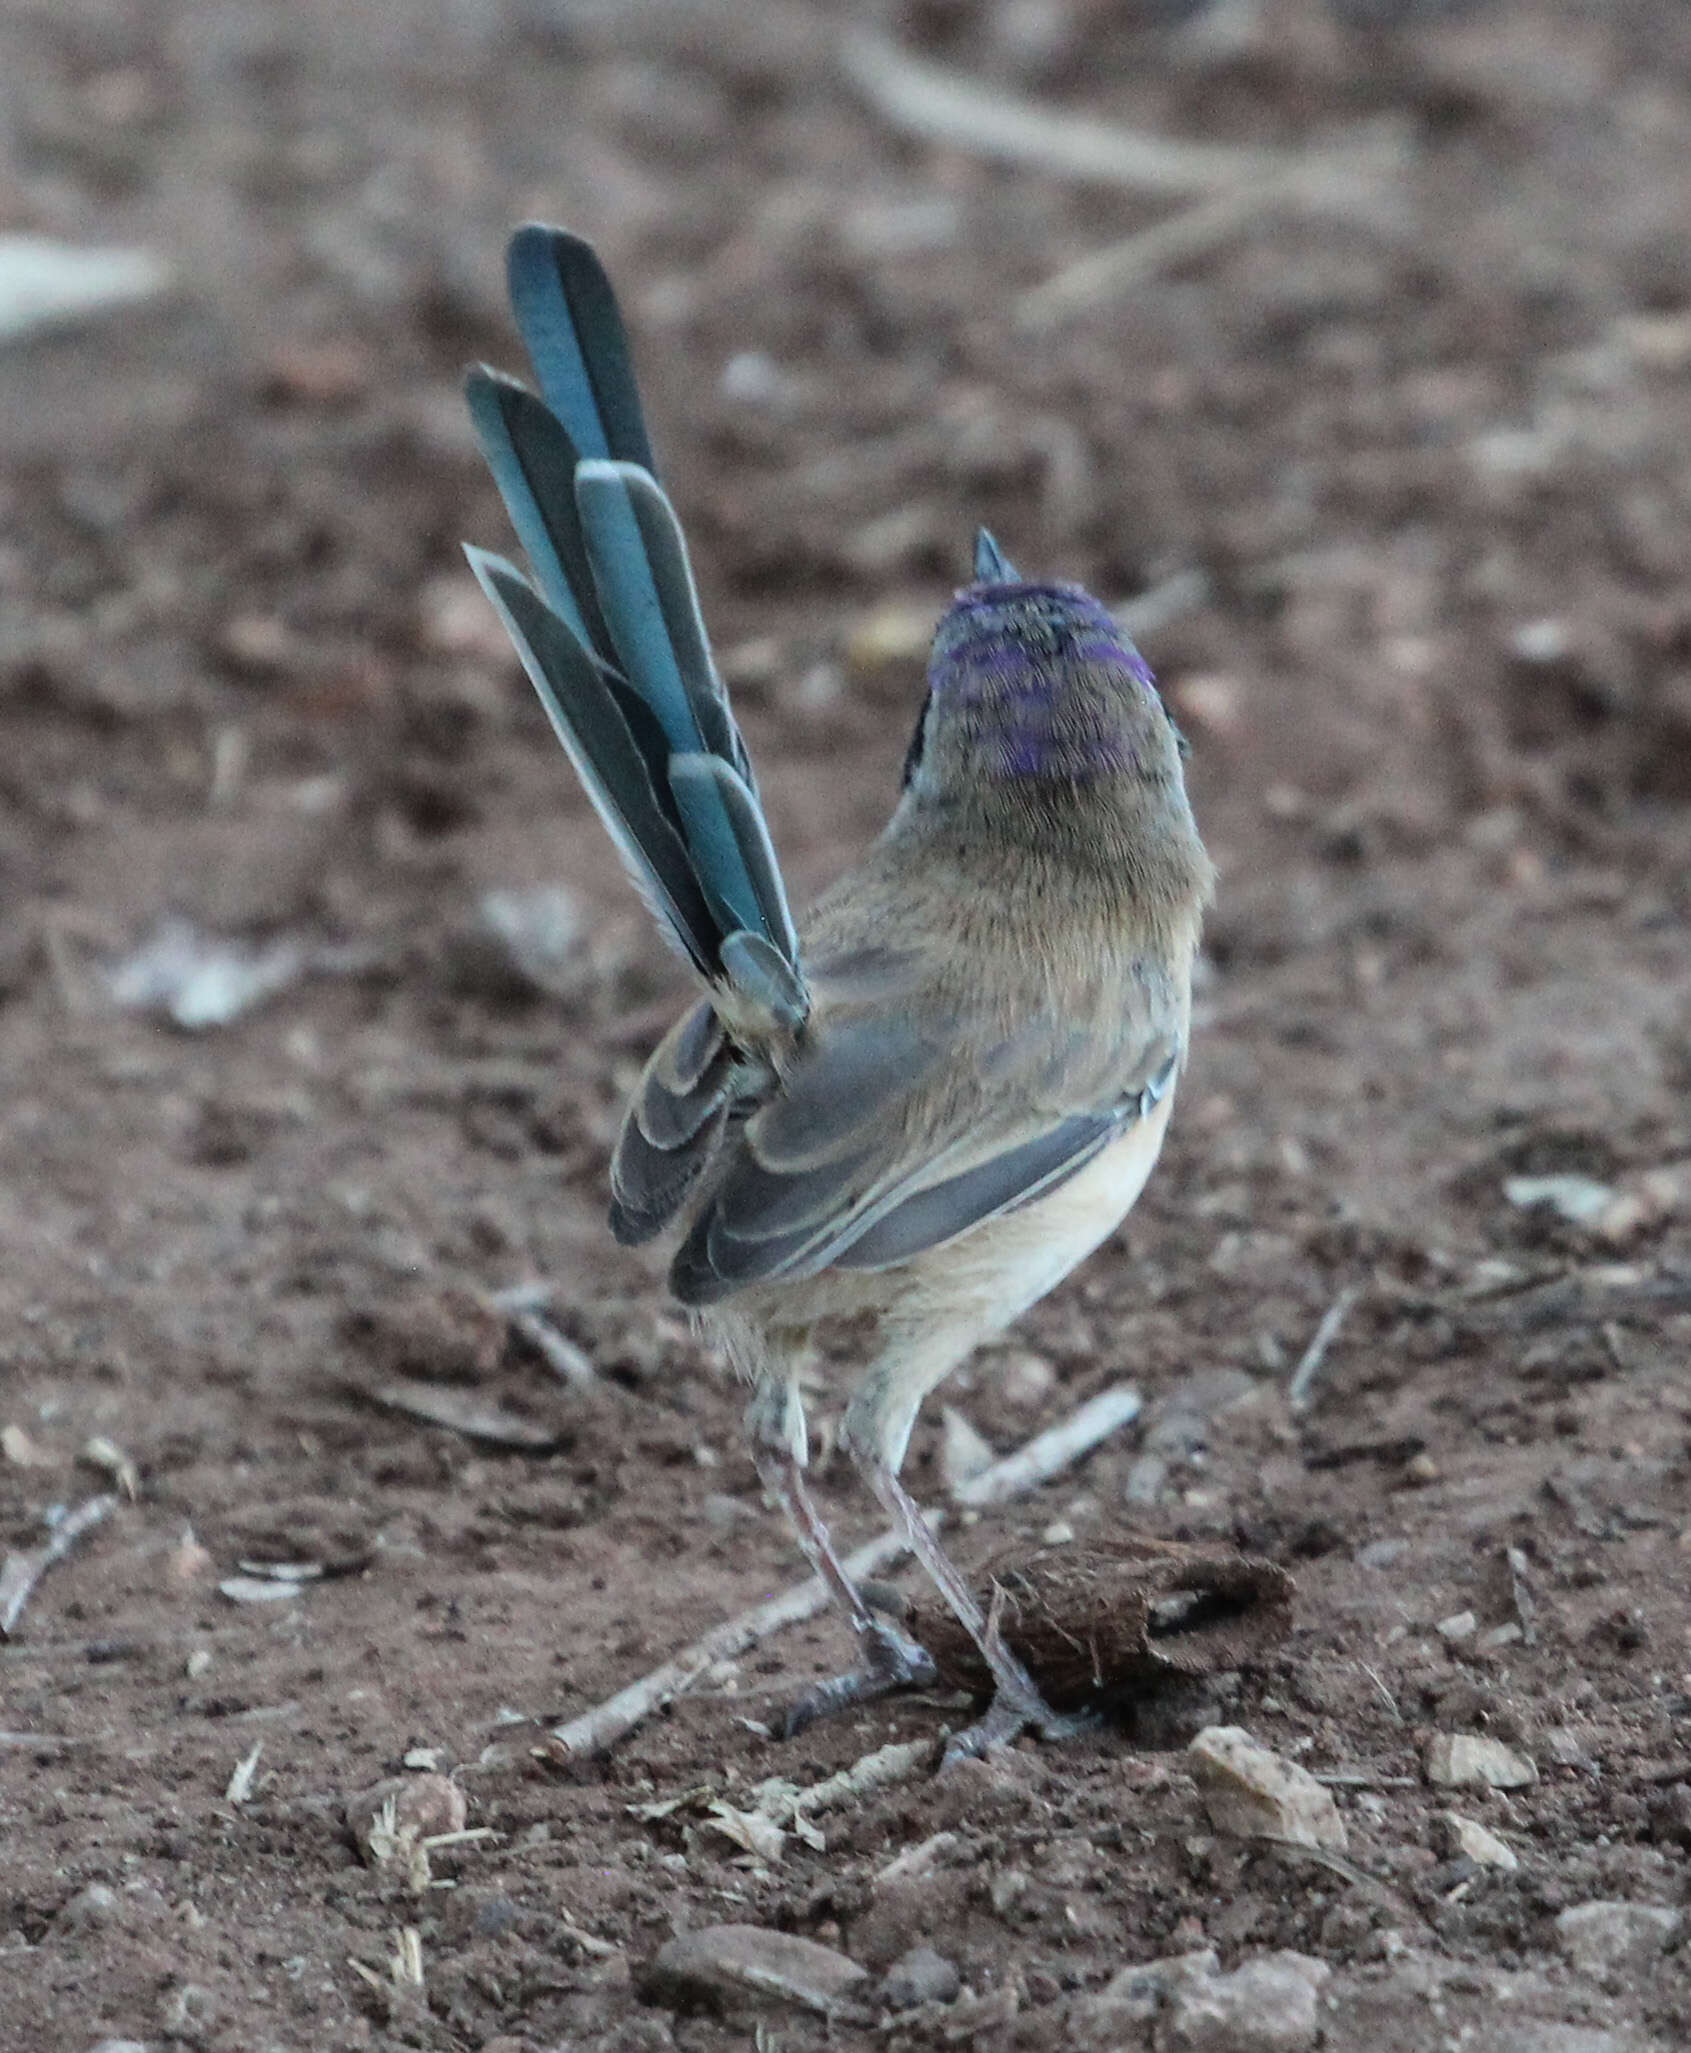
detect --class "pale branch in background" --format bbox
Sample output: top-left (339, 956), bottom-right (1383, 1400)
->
top-left (841, 26), bottom-right (1288, 196)
top-left (841, 26), bottom-right (1406, 333)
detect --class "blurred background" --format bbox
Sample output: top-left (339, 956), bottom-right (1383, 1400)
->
top-left (2, 3), bottom-right (1689, 2050)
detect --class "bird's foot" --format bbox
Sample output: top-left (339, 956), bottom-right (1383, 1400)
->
top-left (939, 1677), bottom-right (1101, 1769)
top-left (938, 1586), bottom-right (1101, 1768)
top-left (780, 1615), bottom-right (939, 1739)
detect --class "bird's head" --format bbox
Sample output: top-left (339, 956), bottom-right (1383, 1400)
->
top-left (900, 531), bottom-right (1189, 806)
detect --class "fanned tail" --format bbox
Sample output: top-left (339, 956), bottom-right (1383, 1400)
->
top-left (463, 224), bottom-right (802, 1024)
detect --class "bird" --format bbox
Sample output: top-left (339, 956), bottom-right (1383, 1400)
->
top-left (463, 224), bottom-right (1215, 1762)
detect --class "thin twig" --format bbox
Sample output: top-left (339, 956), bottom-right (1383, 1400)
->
top-left (949, 1383), bottom-right (1142, 1507)
top-left (842, 26), bottom-right (1288, 196)
top-left (1016, 136), bottom-right (1406, 331)
top-left (1260, 1837), bottom-right (1381, 1889)
top-left (1115, 570), bottom-right (1212, 644)
top-left (545, 1382), bottom-right (1142, 1757)
top-left (511, 1310), bottom-right (603, 1395)
top-left (763, 1738), bottom-right (931, 1823)
top-left (489, 1283), bottom-right (603, 1394)
top-left (1288, 1287), bottom-right (1362, 1415)
top-left (0, 1494), bottom-right (118, 1638)
top-left (1357, 1661), bottom-right (1404, 1726)
top-left (1018, 188), bottom-right (1279, 328)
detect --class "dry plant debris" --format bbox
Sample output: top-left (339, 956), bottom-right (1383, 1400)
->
top-left (0, 234), bottom-right (173, 344)
top-left (224, 1740), bottom-right (264, 1806)
top-left (79, 1435), bottom-right (139, 1499)
top-left (907, 1536), bottom-right (1294, 1711)
top-left (345, 1772), bottom-right (480, 1893)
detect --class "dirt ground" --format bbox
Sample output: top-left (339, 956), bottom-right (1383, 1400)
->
top-left (3, 1), bottom-right (1689, 2048)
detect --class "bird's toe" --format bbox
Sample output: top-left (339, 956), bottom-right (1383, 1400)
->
top-left (778, 1616), bottom-right (938, 1739)
top-left (938, 1683), bottom-right (1101, 1770)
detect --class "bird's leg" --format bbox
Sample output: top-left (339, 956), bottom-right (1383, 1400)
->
top-left (747, 1380), bottom-right (935, 1737)
top-left (850, 1448), bottom-right (1098, 1766)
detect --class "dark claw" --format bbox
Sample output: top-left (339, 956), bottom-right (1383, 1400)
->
top-left (779, 1616), bottom-right (938, 1739)
top-left (939, 1684), bottom-right (1104, 1770)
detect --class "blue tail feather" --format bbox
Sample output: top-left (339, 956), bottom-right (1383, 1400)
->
top-left (507, 224), bottom-right (655, 472)
top-left (465, 225), bottom-right (806, 1021)
top-left (465, 367), bottom-right (608, 651)
top-left (464, 546), bottom-right (719, 974)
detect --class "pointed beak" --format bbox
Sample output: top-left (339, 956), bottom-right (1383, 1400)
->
top-left (973, 527), bottom-right (1019, 583)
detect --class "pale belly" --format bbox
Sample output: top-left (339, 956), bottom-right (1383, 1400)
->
top-left (933, 1088), bottom-right (1175, 1336)
top-left (713, 1088), bottom-right (1179, 1472)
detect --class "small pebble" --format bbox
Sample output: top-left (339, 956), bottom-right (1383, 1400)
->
top-left (1435, 1812), bottom-right (1518, 1870)
top-left (1073, 1949), bottom-right (1218, 2039)
top-left (940, 1406), bottom-right (996, 1494)
top-left (998, 1350), bottom-right (1056, 1407)
top-left (642, 1924), bottom-right (870, 2020)
top-left (1554, 1901), bottom-right (1681, 1976)
top-left (345, 1772), bottom-right (467, 1863)
top-left (882, 1944), bottom-right (961, 2009)
top-left (58, 1883), bottom-right (122, 1931)
top-left (1424, 1733), bottom-right (1537, 1790)
top-left (1188, 1727), bottom-right (1347, 1851)
top-left (1162, 1951), bottom-right (1330, 2052)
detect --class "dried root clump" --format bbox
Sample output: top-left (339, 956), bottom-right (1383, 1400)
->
top-left (907, 1536), bottom-right (1294, 1710)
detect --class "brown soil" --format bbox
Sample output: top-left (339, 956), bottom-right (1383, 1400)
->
top-left (2, 3), bottom-right (1688, 2049)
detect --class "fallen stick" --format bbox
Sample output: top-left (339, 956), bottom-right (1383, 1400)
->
top-left (950, 1383), bottom-right (1142, 1506)
top-left (546, 1381), bottom-right (1142, 1757)
top-left (841, 27), bottom-right (1286, 197)
top-left (489, 1283), bottom-right (605, 1396)
top-left (843, 28), bottom-right (1406, 203)
top-left (1288, 1286), bottom-right (1362, 1414)
top-left (1016, 138), bottom-right (1408, 330)
top-left (510, 1309), bottom-right (604, 1395)
top-left (1116, 569), bottom-right (1212, 645)
top-left (0, 1494), bottom-right (118, 1638)
top-left (1016, 188), bottom-right (1282, 330)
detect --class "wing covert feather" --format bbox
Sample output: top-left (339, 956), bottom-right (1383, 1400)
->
top-left (665, 941), bottom-right (1182, 1304)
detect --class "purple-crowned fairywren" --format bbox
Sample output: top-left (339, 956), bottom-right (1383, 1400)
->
top-left (464, 226), bottom-right (1214, 1761)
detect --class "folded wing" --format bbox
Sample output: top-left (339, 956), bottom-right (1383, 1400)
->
top-left (666, 949), bottom-right (1182, 1303)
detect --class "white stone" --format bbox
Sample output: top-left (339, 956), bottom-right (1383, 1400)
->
top-left (1555, 1901), bottom-right (1682, 1977)
top-left (1437, 1812), bottom-right (1519, 1870)
top-left (644, 1925), bottom-right (870, 2020)
top-left (1188, 1727), bottom-right (1347, 1850)
top-left (1163, 1952), bottom-right (1331, 2052)
top-left (1068, 1950), bottom-right (1218, 2049)
top-left (58, 1883), bottom-right (122, 1931)
top-left (882, 1945), bottom-right (961, 2009)
top-left (1424, 1732), bottom-right (1537, 1789)
top-left (940, 1406), bottom-right (996, 1494)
